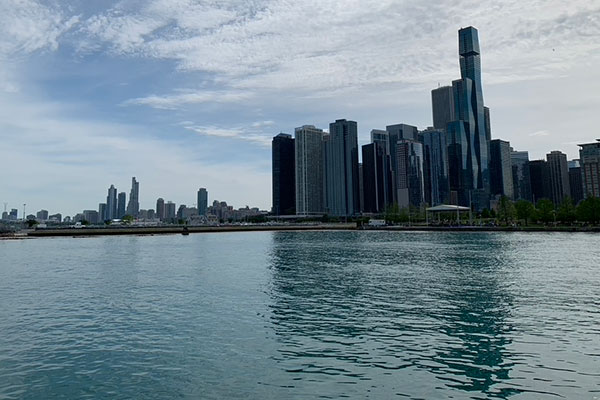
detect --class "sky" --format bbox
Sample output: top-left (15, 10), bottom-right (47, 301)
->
top-left (1, 0), bottom-right (600, 217)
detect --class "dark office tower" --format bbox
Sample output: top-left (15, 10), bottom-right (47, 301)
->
top-left (98, 203), bottom-right (107, 222)
top-left (431, 86), bottom-right (455, 130)
top-left (323, 119), bottom-right (359, 216)
top-left (358, 163), bottom-right (364, 213)
top-left (370, 129), bottom-right (393, 205)
top-left (197, 188), bottom-right (208, 216)
top-left (156, 198), bottom-right (165, 221)
top-left (529, 160), bottom-right (551, 203)
top-left (511, 150), bottom-right (532, 201)
top-left (484, 107), bottom-right (491, 141)
top-left (271, 133), bottom-right (295, 215)
top-left (578, 140), bottom-right (600, 198)
top-left (421, 128), bottom-right (450, 206)
top-left (363, 143), bottom-right (388, 213)
top-left (446, 120), bottom-right (470, 205)
top-left (106, 185), bottom-right (117, 220)
top-left (568, 160), bottom-right (584, 205)
top-left (546, 151), bottom-right (570, 205)
top-left (117, 192), bottom-right (126, 218)
top-left (295, 125), bottom-right (325, 215)
top-left (126, 177), bottom-right (139, 217)
top-left (395, 140), bottom-right (425, 208)
top-left (489, 139), bottom-right (514, 199)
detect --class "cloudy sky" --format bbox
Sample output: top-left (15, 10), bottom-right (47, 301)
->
top-left (1, 0), bottom-right (599, 216)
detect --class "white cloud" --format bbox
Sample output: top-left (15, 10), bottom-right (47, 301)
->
top-left (529, 130), bottom-right (551, 137)
top-left (123, 90), bottom-right (252, 109)
top-left (184, 124), bottom-right (272, 147)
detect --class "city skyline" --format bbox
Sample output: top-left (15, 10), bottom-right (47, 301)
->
top-left (1, 1), bottom-right (600, 215)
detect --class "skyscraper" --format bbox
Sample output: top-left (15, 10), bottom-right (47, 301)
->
top-left (117, 192), bottom-right (126, 218)
top-left (156, 198), bottom-right (165, 221)
top-left (126, 177), bottom-right (139, 217)
top-left (271, 133), bottom-right (295, 215)
top-left (106, 185), bottom-right (117, 220)
top-left (490, 139), bottom-right (514, 199)
top-left (98, 203), bottom-right (107, 222)
top-left (362, 142), bottom-right (392, 213)
top-left (396, 139), bottom-right (425, 208)
top-left (511, 149), bottom-right (532, 202)
top-left (529, 160), bottom-right (551, 203)
top-left (421, 128), bottom-right (450, 206)
top-left (197, 188), bottom-right (208, 216)
top-left (568, 160), bottom-right (584, 205)
top-left (165, 201), bottom-right (176, 221)
top-left (386, 123), bottom-right (419, 204)
top-left (546, 151), bottom-right (570, 205)
top-left (295, 125), bottom-right (325, 215)
top-left (447, 26), bottom-right (490, 210)
top-left (578, 140), bottom-right (600, 198)
top-left (431, 86), bottom-right (455, 131)
top-left (323, 119), bottom-right (359, 216)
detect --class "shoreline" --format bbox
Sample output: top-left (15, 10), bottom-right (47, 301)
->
top-left (1, 223), bottom-right (598, 239)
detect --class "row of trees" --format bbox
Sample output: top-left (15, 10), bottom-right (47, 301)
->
top-left (493, 196), bottom-right (600, 225)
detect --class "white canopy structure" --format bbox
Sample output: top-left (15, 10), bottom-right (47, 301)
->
top-left (426, 204), bottom-right (471, 225)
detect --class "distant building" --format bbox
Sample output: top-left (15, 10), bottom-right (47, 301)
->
top-left (156, 198), bottom-right (165, 220)
top-left (578, 140), bottom-right (600, 198)
top-left (362, 142), bottom-right (392, 213)
top-left (197, 188), bottom-right (208, 216)
top-left (295, 125), bottom-right (325, 215)
top-left (177, 204), bottom-right (187, 220)
top-left (490, 139), bottom-right (514, 199)
top-left (165, 201), bottom-right (176, 221)
top-left (386, 123), bottom-right (419, 204)
top-left (568, 161), bottom-right (584, 205)
top-left (106, 185), bottom-right (117, 220)
top-left (83, 210), bottom-right (99, 224)
top-left (126, 177), bottom-right (140, 217)
top-left (529, 160), bottom-right (551, 203)
top-left (147, 209), bottom-right (155, 220)
top-left (421, 128), bottom-right (450, 206)
top-left (546, 151), bottom-right (570, 205)
top-left (9, 209), bottom-right (18, 220)
top-left (271, 133), bottom-right (295, 215)
top-left (323, 119), bottom-right (360, 216)
top-left (49, 213), bottom-right (62, 223)
top-left (431, 86), bottom-right (455, 131)
top-left (396, 139), bottom-right (425, 208)
top-left (36, 209), bottom-right (49, 221)
top-left (98, 203), bottom-right (107, 222)
top-left (511, 150), bottom-right (532, 202)
top-left (117, 192), bottom-right (126, 218)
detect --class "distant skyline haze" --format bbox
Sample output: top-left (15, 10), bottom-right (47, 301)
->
top-left (1, 0), bottom-right (599, 216)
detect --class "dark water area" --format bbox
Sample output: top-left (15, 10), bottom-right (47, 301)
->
top-left (1, 231), bottom-right (599, 399)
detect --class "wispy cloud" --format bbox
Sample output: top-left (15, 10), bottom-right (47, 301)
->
top-left (123, 90), bottom-right (252, 109)
top-left (529, 130), bottom-right (551, 137)
top-left (184, 124), bottom-right (272, 147)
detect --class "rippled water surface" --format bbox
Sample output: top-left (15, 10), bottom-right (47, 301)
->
top-left (1, 231), bottom-right (599, 399)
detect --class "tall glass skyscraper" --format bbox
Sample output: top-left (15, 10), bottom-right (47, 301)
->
top-left (295, 125), bottom-right (325, 215)
top-left (421, 128), bottom-right (450, 206)
top-left (446, 26), bottom-right (490, 210)
top-left (271, 133), bottom-right (295, 215)
top-left (324, 119), bottom-right (359, 216)
top-left (126, 177), bottom-right (139, 217)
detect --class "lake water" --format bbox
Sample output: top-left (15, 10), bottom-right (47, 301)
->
top-left (1, 231), bottom-right (599, 399)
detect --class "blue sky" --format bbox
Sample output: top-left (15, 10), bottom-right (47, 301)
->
top-left (1, 0), bottom-right (600, 216)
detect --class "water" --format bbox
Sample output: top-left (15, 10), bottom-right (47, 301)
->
top-left (1, 231), bottom-right (599, 399)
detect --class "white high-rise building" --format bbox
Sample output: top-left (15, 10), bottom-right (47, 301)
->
top-left (295, 125), bottom-right (325, 215)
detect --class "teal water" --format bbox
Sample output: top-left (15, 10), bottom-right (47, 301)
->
top-left (0, 231), bottom-right (599, 399)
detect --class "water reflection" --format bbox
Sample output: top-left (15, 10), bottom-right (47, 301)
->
top-left (267, 231), bottom-right (519, 398)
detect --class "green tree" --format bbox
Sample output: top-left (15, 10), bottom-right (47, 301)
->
top-left (122, 215), bottom-right (134, 224)
top-left (26, 219), bottom-right (39, 228)
top-left (481, 208), bottom-right (491, 219)
top-left (497, 195), bottom-right (515, 225)
top-left (384, 204), bottom-right (400, 224)
top-left (556, 197), bottom-right (576, 224)
top-left (514, 200), bottom-right (535, 226)
top-left (81, 219), bottom-right (90, 226)
top-left (576, 196), bottom-right (600, 224)
top-left (535, 199), bottom-right (555, 224)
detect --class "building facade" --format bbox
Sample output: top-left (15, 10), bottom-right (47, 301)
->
top-left (421, 128), bottom-right (450, 206)
top-left (529, 160), bottom-right (551, 203)
top-left (579, 140), bottom-right (600, 198)
top-left (117, 192), bottom-right (126, 218)
top-left (546, 151), bottom-right (570, 205)
top-left (106, 185), bottom-right (117, 220)
top-left (126, 177), bottom-right (139, 217)
top-left (323, 119), bottom-right (359, 216)
top-left (271, 133), bottom-right (295, 215)
top-left (490, 139), bottom-right (514, 199)
top-left (431, 86), bottom-right (455, 131)
top-left (396, 140), bottom-right (425, 208)
top-left (197, 188), bottom-right (208, 216)
top-left (295, 125), bottom-right (325, 215)
top-left (510, 150), bottom-right (532, 202)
